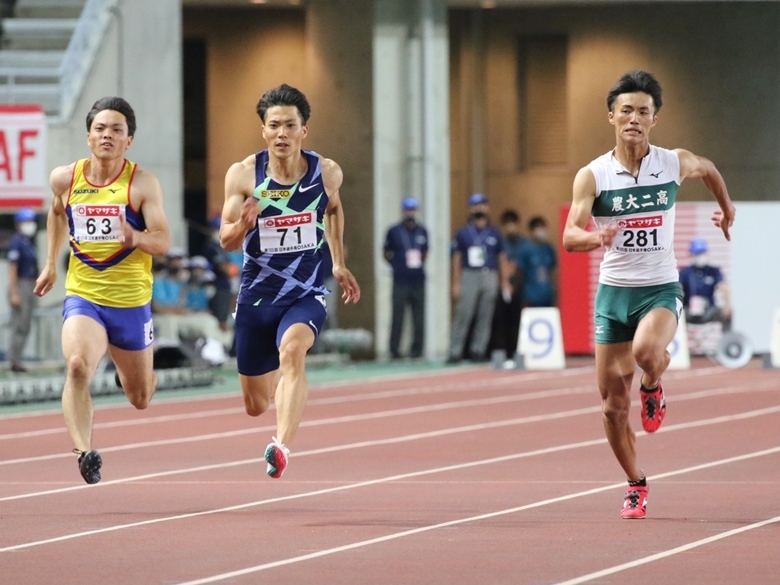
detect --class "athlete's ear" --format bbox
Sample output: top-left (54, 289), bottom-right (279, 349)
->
top-left (608, 111), bottom-right (615, 126)
top-left (261, 125), bottom-right (267, 142)
top-left (126, 135), bottom-right (133, 151)
top-left (301, 125), bottom-right (308, 140)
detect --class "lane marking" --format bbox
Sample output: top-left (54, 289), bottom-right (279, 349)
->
top-left (554, 515), bottom-right (780, 585)
top-left (3, 376), bottom-right (777, 462)
top-left (172, 446), bottom-right (780, 584)
top-left (2, 407), bottom-right (779, 549)
top-left (0, 366), bottom-right (594, 420)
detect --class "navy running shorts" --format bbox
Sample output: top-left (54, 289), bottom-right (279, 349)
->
top-left (234, 295), bottom-right (327, 376)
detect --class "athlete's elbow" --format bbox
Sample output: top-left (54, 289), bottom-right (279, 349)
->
top-left (562, 231), bottom-right (577, 252)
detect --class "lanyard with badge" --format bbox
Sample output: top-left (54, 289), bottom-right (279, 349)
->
top-left (466, 224), bottom-right (487, 268)
top-left (400, 227), bottom-right (422, 269)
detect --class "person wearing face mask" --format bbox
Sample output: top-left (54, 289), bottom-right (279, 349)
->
top-left (518, 216), bottom-right (558, 308)
top-left (447, 193), bottom-right (512, 363)
top-left (489, 209), bottom-right (526, 357)
top-left (678, 238), bottom-right (731, 330)
top-left (7, 208), bottom-right (39, 373)
top-left (383, 196), bottom-right (429, 359)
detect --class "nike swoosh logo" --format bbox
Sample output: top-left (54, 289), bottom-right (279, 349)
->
top-left (299, 184), bottom-right (320, 193)
top-left (649, 171), bottom-right (662, 178)
top-left (309, 320), bottom-right (319, 335)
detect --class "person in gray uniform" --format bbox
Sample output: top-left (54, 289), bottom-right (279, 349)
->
top-left (447, 193), bottom-right (511, 363)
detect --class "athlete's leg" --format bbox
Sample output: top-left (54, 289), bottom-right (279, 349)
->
top-left (275, 323), bottom-right (316, 446)
top-left (61, 316), bottom-right (109, 452)
top-left (239, 370), bottom-right (279, 416)
top-left (596, 341), bottom-right (643, 482)
top-left (108, 344), bottom-right (157, 409)
top-left (633, 307), bottom-right (678, 388)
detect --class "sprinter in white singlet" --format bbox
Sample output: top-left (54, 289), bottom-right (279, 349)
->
top-left (563, 70), bottom-right (736, 519)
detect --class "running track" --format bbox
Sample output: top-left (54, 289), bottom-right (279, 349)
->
top-left (1, 360), bottom-right (779, 584)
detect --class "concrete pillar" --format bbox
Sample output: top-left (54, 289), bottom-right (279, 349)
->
top-left (374, 0), bottom-right (450, 360)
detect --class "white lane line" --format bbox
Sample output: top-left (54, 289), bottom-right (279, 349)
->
top-left (0, 366), bottom-right (594, 421)
top-left (169, 445), bottom-right (780, 585)
top-left (0, 373), bottom-right (592, 440)
top-left (0, 383), bottom-right (602, 462)
top-left (3, 375), bottom-right (776, 461)
top-left (0, 406), bottom-right (604, 501)
top-left (554, 515), bottom-right (780, 585)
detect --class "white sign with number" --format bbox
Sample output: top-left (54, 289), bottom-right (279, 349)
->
top-left (517, 307), bottom-right (565, 370)
top-left (667, 312), bottom-right (691, 370)
top-left (72, 204), bottom-right (124, 242)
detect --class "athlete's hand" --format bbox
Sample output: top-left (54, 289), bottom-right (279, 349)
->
top-left (33, 264), bottom-right (56, 297)
top-left (9, 288), bottom-right (21, 308)
top-left (118, 213), bottom-right (136, 248)
top-left (239, 197), bottom-right (260, 232)
top-left (712, 204), bottom-right (736, 241)
top-left (451, 281), bottom-right (461, 301)
top-left (599, 224), bottom-right (619, 248)
top-left (333, 265), bottom-right (360, 304)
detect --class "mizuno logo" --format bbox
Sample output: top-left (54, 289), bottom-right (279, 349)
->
top-left (299, 183), bottom-right (320, 193)
top-left (649, 171), bottom-right (663, 178)
top-left (595, 325), bottom-right (604, 334)
top-left (109, 188), bottom-right (120, 193)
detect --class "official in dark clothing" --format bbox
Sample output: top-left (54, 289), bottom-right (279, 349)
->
top-left (448, 193), bottom-right (512, 363)
top-left (7, 208), bottom-right (39, 372)
top-left (383, 197), bottom-right (428, 359)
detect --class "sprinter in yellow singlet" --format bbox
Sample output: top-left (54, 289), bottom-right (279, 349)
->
top-left (34, 97), bottom-right (170, 484)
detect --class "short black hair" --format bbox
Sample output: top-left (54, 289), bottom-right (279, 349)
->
top-left (256, 84), bottom-right (311, 125)
top-left (606, 70), bottom-right (663, 113)
top-left (529, 216), bottom-right (547, 230)
top-left (86, 97), bottom-right (137, 136)
top-left (500, 209), bottom-right (520, 224)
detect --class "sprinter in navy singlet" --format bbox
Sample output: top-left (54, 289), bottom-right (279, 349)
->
top-left (219, 84), bottom-right (360, 479)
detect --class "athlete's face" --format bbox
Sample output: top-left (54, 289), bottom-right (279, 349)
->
top-left (261, 106), bottom-right (308, 160)
top-left (608, 92), bottom-right (657, 145)
top-left (87, 109), bottom-right (133, 160)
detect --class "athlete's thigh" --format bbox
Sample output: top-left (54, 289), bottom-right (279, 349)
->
top-left (277, 296), bottom-right (326, 350)
top-left (108, 344), bottom-right (155, 386)
top-left (633, 307), bottom-right (678, 354)
top-left (61, 314), bottom-right (109, 372)
top-left (239, 369), bottom-right (279, 413)
top-left (595, 341), bottom-right (635, 400)
top-left (234, 303), bottom-right (283, 376)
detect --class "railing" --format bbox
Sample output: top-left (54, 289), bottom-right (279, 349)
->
top-left (57, 0), bottom-right (119, 121)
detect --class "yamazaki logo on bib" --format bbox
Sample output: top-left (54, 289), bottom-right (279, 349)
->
top-left (76, 205), bottom-right (121, 217)
top-left (617, 215), bottom-right (663, 229)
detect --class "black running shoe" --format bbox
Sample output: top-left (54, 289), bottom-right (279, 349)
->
top-left (76, 450), bottom-right (102, 484)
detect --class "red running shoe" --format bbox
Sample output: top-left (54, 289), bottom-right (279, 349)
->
top-left (264, 436), bottom-right (290, 479)
top-left (640, 380), bottom-right (666, 433)
top-left (621, 484), bottom-right (648, 519)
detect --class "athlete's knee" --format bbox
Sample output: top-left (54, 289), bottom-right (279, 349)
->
top-left (66, 354), bottom-right (92, 383)
top-left (633, 342), bottom-right (666, 372)
top-left (602, 396), bottom-right (630, 426)
top-left (244, 393), bottom-right (270, 417)
top-left (128, 391), bottom-right (152, 410)
top-left (279, 339), bottom-right (308, 369)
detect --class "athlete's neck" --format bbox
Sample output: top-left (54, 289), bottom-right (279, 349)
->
top-left (85, 156), bottom-right (125, 186)
top-left (613, 142), bottom-right (650, 176)
top-left (266, 150), bottom-right (307, 185)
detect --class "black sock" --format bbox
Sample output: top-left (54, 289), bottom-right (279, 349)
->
top-left (640, 382), bottom-right (658, 392)
top-left (628, 476), bottom-right (646, 487)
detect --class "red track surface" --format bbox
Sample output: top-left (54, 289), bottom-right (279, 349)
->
top-left (1, 362), bottom-right (779, 584)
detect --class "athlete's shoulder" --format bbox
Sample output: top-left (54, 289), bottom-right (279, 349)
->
top-left (49, 160), bottom-right (80, 194)
top-left (318, 156), bottom-right (343, 192)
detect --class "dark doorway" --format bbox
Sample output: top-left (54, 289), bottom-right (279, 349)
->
top-left (182, 38), bottom-right (208, 256)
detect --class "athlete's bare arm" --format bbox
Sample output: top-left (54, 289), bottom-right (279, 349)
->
top-left (121, 168), bottom-right (170, 256)
top-left (220, 155), bottom-right (258, 252)
top-left (562, 167), bottom-right (619, 252)
top-left (676, 148), bottom-right (736, 241)
top-left (34, 164), bottom-right (75, 297)
top-left (322, 158), bottom-right (360, 304)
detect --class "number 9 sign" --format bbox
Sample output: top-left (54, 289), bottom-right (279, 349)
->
top-left (517, 308), bottom-right (565, 370)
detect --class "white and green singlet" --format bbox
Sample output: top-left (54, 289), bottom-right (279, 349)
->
top-left (588, 145), bottom-right (681, 287)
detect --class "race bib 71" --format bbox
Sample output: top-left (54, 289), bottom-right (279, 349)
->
top-left (258, 211), bottom-right (318, 254)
